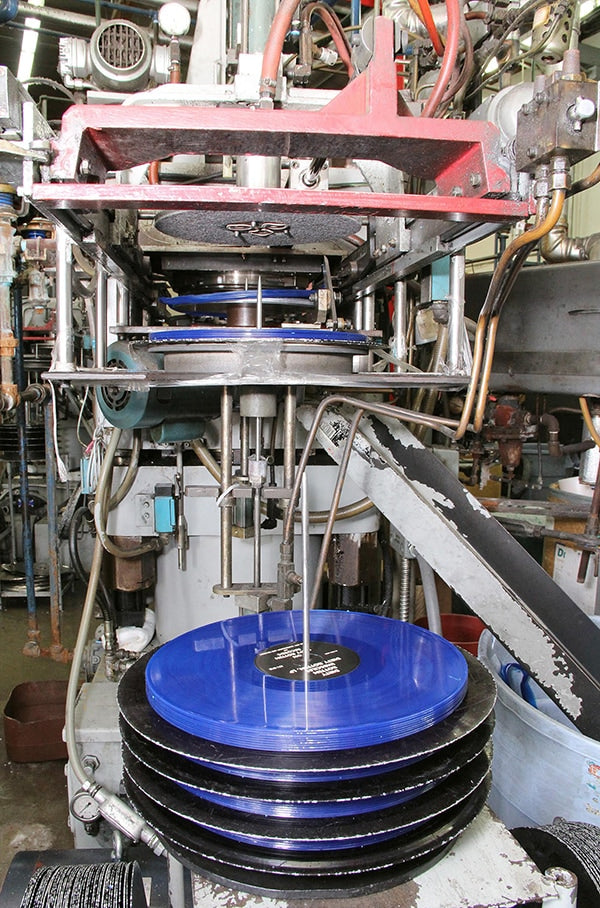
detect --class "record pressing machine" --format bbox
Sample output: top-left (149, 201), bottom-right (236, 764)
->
top-left (2, 0), bottom-right (600, 903)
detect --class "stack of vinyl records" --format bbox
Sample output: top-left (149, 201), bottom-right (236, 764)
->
top-left (19, 861), bottom-right (147, 908)
top-left (119, 610), bottom-right (495, 897)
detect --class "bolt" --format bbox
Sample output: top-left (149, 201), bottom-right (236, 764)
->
top-left (291, 160), bottom-right (299, 169)
top-left (527, 146), bottom-right (538, 159)
top-left (451, 186), bottom-right (463, 197)
top-left (79, 159), bottom-right (92, 176)
top-left (469, 172), bottom-right (482, 188)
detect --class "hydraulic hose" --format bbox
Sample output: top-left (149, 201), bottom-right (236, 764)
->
top-left (421, 0), bottom-right (461, 117)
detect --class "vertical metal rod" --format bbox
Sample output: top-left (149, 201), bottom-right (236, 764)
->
top-left (6, 462), bottom-right (16, 564)
top-left (220, 387), bottom-right (233, 590)
top-left (44, 398), bottom-right (64, 656)
top-left (240, 416), bottom-right (249, 480)
top-left (54, 227), bottom-right (75, 371)
top-left (12, 282), bottom-right (38, 649)
top-left (253, 489), bottom-right (261, 587)
top-left (283, 386), bottom-right (296, 490)
top-left (240, 0), bottom-right (250, 53)
top-left (363, 291), bottom-right (376, 331)
top-left (353, 295), bottom-right (363, 331)
top-left (447, 252), bottom-right (465, 374)
top-left (301, 472), bottom-right (310, 669)
top-left (117, 282), bottom-right (130, 326)
top-left (95, 264), bottom-right (108, 369)
top-left (392, 280), bottom-right (408, 364)
top-left (253, 415), bottom-right (262, 587)
top-left (308, 409), bottom-right (364, 611)
top-left (256, 274), bottom-right (263, 329)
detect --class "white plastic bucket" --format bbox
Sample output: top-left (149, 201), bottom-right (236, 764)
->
top-left (478, 628), bottom-right (600, 829)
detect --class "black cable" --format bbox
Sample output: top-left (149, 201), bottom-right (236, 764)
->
top-left (68, 505), bottom-right (115, 624)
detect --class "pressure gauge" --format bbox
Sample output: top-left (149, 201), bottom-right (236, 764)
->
top-left (158, 2), bottom-right (191, 37)
top-left (70, 790), bottom-right (101, 823)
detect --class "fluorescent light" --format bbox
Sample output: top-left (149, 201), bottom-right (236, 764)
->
top-left (16, 0), bottom-right (45, 84)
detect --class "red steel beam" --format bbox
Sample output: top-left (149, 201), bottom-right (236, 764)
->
top-left (30, 182), bottom-right (530, 222)
top-left (49, 18), bottom-right (512, 202)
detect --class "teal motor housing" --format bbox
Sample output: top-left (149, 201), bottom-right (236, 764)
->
top-left (97, 341), bottom-right (219, 432)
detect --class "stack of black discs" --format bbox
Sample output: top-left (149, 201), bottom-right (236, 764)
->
top-left (19, 861), bottom-right (147, 908)
top-left (118, 610), bottom-right (495, 897)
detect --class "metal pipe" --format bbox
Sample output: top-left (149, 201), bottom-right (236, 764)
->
top-left (54, 227), bottom-right (75, 372)
top-left (301, 472), bottom-right (310, 670)
top-left (240, 0), bottom-right (250, 53)
top-left (256, 274), bottom-right (263, 330)
top-left (392, 280), bottom-right (408, 364)
top-left (117, 283), bottom-right (130, 326)
top-left (95, 264), bottom-right (107, 369)
top-left (10, 282), bottom-right (39, 654)
top-left (64, 433), bottom-right (165, 856)
top-left (220, 387), bottom-right (233, 590)
top-left (540, 211), bottom-right (587, 263)
top-left (447, 252), bottom-right (465, 374)
top-left (44, 399), bottom-right (67, 661)
top-left (308, 408), bottom-right (364, 611)
top-left (353, 296), bottom-right (363, 331)
top-left (6, 462), bottom-right (16, 564)
top-left (362, 291), bottom-right (376, 331)
top-left (240, 417), bottom-right (249, 480)
top-left (416, 552), bottom-right (442, 635)
top-left (283, 386), bottom-right (296, 491)
top-left (253, 416), bottom-right (262, 587)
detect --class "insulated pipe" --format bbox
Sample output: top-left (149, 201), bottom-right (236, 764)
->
top-left (447, 252), bottom-right (465, 374)
top-left (415, 552), bottom-right (442, 636)
top-left (54, 227), bottom-right (75, 372)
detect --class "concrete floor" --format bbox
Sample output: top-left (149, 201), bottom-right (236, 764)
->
top-left (0, 593), bottom-right (83, 890)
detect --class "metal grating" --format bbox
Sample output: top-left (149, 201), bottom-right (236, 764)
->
top-left (97, 22), bottom-right (145, 71)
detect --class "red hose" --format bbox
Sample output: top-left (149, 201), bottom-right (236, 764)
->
top-left (416, 0), bottom-right (445, 57)
top-left (421, 0), bottom-right (461, 117)
top-left (260, 0), bottom-right (301, 101)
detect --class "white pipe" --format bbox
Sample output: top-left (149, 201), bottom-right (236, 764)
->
top-left (416, 552), bottom-right (442, 636)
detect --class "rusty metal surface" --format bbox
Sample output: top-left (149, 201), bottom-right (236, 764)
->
top-left (299, 405), bottom-right (600, 739)
top-left (189, 808), bottom-right (553, 907)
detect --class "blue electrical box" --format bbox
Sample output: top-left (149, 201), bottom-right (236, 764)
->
top-left (154, 485), bottom-right (176, 533)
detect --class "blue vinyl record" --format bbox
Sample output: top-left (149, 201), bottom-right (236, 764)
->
top-left (146, 611), bottom-right (468, 753)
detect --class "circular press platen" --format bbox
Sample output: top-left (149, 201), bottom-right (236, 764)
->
top-left (154, 209), bottom-right (361, 246)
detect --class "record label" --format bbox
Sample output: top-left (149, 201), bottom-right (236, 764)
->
top-left (254, 641), bottom-right (360, 681)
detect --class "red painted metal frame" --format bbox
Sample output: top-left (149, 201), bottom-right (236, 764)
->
top-left (31, 182), bottom-right (529, 222)
top-left (38, 17), bottom-right (530, 224)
